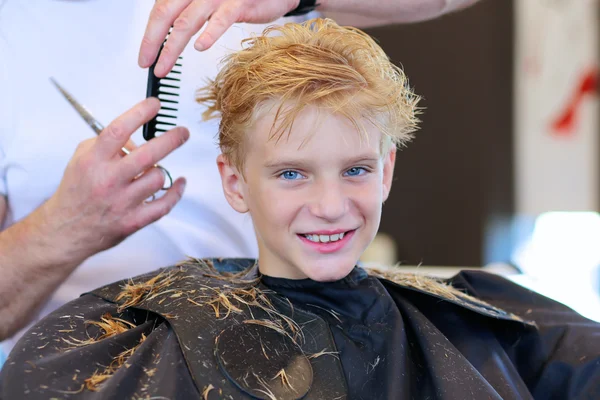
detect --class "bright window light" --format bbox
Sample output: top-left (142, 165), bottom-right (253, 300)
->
top-left (512, 212), bottom-right (600, 322)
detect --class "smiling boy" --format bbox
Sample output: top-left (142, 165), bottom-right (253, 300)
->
top-left (1, 18), bottom-right (599, 400)
top-left (218, 105), bottom-right (397, 282)
top-left (200, 19), bottom-right (417, 283)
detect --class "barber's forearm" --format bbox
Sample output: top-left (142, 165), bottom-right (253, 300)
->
top-left (319, 0), bottom-right (479, 24)
top-left (0, 205), bottom-right (81, 341)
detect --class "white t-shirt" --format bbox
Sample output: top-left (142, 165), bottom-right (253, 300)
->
top-left (0, 0), bottom-right (308, 353)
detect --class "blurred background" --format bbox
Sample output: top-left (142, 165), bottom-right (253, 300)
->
top-left (358, 0), bottom-right (600, 322)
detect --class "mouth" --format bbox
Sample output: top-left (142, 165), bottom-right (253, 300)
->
top-left (297, 229), bottom-right (356, 254)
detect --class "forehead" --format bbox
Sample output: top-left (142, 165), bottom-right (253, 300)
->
top-left (245, 104), bottom-right (383, 160)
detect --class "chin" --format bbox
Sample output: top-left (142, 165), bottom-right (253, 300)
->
top-left (302, 259), bottom-right (357, 282)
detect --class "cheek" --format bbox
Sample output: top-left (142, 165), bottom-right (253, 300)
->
top-left (353, 180), bottom-right (384, 215)
top-left (359, 199), bottom-right (383, 221)
top-left (249, 184), bottom-right (301, 227)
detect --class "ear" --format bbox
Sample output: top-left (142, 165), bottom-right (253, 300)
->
top-left (382, 147), bottom-right (396, 202)
top-left (217, 154), bottom-right (249, 213)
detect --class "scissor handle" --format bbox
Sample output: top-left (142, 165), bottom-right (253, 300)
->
top-left (156, 165), bottom-right (173, 191)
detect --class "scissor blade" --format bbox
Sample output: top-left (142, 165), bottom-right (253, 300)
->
top-left (49, 77), bottom-right (105, 135)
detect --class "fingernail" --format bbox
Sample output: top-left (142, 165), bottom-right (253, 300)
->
top-left (178, 180), bottom-right (187, 196)
top-left (194, 41), bottom-right (204, 51)
top-left (139, 54), bottom-right (149, 66)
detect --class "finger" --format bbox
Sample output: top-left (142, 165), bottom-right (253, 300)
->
top-left (194, 3), bottom-right (241, 52)
top-left (122, 139), bottom-right (139, 155)
top-left (127, 167), bottom-right (169, 205)
top-left (95, 98), bottom-right (161, 160)
top-left (129, 177), bottom-right (187, 230)
top-left (154, 0), bottom-right (213, 77)
top-left (139, 0), bottom-right (193, 68)
top-left (119, 126), bottom-right (190, 182)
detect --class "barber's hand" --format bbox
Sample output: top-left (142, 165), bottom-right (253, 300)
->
top-left (40, 98), bottom-right (189, 263)
top-left (138, 0), bottom-right (300, 77)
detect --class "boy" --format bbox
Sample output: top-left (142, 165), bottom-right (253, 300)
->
top-left (1, 19), bottom-right (599, 399)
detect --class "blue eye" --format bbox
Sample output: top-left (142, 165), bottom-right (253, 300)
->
top-left (345, 167), bottom-right (366, 177)
top-left (280, 170), bottom-right (304, 180)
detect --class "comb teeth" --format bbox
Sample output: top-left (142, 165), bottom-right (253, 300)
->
top-left (143, 28), bottom-right (181, 141)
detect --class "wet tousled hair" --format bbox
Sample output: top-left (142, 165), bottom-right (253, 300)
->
top-left (196, 18), bottom-right (421, 172)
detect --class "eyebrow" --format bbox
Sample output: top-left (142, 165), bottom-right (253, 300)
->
top-left (263, 155), bottom-right (381, 170)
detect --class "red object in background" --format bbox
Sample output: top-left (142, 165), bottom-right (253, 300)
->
top-left (552, 67), bottom-right (598, 136)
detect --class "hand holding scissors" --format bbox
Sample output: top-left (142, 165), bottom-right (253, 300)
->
top-left (40, 80), bottom-right (189, 260)
top-left (51, 78), bottom-right (174, 200)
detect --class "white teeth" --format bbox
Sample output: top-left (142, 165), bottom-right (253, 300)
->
top-left (304, 232), bottom-right (346, 243)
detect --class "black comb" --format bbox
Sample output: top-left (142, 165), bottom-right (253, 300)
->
top-left (143, 29), bottom-right (182, 141)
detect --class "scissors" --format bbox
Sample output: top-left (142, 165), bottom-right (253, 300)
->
top-left (50, 78), bottom-right (173, 199)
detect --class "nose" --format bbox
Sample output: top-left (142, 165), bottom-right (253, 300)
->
top-left (309, 180), bottom-right (348, 221)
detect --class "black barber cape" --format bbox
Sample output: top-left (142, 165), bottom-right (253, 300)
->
top-left (1, 258), bottom-right (599, 399)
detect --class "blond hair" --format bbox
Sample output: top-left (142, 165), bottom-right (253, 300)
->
top-left (196, 18), bottom-right (421, 171)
